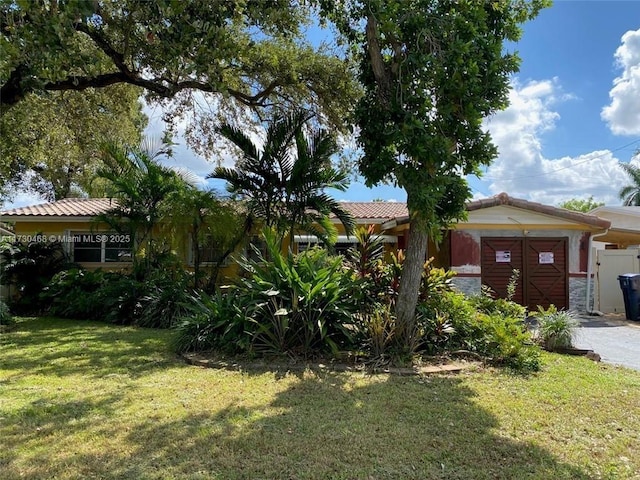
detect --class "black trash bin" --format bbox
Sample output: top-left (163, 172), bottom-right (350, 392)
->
top-left (618, 273), bottom-right (640, 321)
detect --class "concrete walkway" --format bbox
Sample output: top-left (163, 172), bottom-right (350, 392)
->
top-left (574, 313), bottom-right (640, 371)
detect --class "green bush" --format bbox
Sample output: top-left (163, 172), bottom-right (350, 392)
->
top-left (42, 269), bottom-right (108, 320)
top-left (418, 257), bottom-right (456, 302)
top-left (344, 225), bottom-right (402, 312)
top-left (467, 285), bottom-right (527, 320)
top-left (418, 291), bottom-right (540, 372)
top-left (531, 305), bottom-right (579, 351)
top-left (1, 239), bottom-right (74, 313)
top-left (173, 290), bottom-right (247, 353)
top-left (473, 312), bottom-right (540, 372)
top-left (234, 228), bottom-right (355, 356)
top-left (135, 270), bottom-right (194, 329)
top-left (42, 266), bottom-right (191, 328)
top-left (0, 300), bottom-right (14, 331)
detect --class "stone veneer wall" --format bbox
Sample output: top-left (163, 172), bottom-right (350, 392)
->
top-left (453, 276), bottom-right (589, 313)
top-left (451, 277), bottom-right (482, 297)
top-left (569, 277), bottom-right (589, 313)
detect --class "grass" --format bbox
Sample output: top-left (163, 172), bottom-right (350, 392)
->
top-left (1, 318), bottom-right (640, 479)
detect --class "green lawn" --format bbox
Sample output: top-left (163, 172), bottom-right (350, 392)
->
top-left (1, 318), bottom-right (639, 479)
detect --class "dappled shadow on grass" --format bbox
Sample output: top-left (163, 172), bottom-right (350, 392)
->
top-left (119, 375), bottom-right (592, 479)
top-left (0, 317), bottom-right (182, 380)
top-left (0, 318), bottom-right (594, 480)
top-left (19, 374), bottom-right (594, 479)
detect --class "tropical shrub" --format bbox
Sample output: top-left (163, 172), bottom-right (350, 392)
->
top-left (353, 304), bottom-right (397, 359)
top-left (472, 312), bottom-right (540, 372)
top-left (467, 285), bottom-right (527, 320)
top-left (0, 239), bottom-right (73, 313)
top-left (234, 228), bottom-right (355, 356)
top-left (418, 290), bottom-right (540, 372)
top-left (418, 257), bottom-right (456, 302)
top-left (42, 269), bottom-right (109, 320)
top-left (42, 266), bottom-right (192, 328)
top-left (135, 269), bottom-right (194, 328)
top-left (0, 300), bottom-right (14, 331)
top-left (531, 304), bottom-right (579, 351)
top-left (345, 225), bottom-right (400, 309)
top-left (173, 290), bottom-right (247, 353)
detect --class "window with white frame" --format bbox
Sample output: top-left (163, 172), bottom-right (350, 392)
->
top-left (69, 232), bottom-right (132, 263)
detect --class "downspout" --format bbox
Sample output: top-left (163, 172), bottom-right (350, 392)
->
top-left (585, 229), bottom-right (609, 314)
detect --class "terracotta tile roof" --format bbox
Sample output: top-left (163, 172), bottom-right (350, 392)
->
top-left (336, 202), bottom-right (408, 220)
top-left (1, 198), bottom-right (116, 217)
top-left (467, 192), bottom-right (611, 229)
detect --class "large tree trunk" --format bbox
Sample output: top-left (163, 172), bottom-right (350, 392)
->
top-left (395, 213), bottom-right (429, 353)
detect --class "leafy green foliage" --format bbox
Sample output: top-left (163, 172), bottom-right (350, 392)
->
top-left (0, 300), bottom-right (13, 331)
top-left (96, 140), bottom-right (193, 278)
top-left (419, 291), bottom-right (539, 372)
top-left (135, 270), bottom-right (194, 329)
top-left (558, 196), bottom-right (605, 213)
top-left (210, 109), bottom-right (355, 249)
top-left (42, 266), bottom-right (193, 329)
top-left (233, 228), bottom-right (355, 356)
top-left (0, 85), bottom-right (145, 201)
top-left (531, 304), bottom-right (579, 351)
top-left (345, 225), bottom-right (402, 310)
top-left (1, 1), bottom-right (359, 140)
top-left (172, 290), bottom-right (246, 353)
top-left (170, 188), bottom-right (250, 291)
top-left (618, 162), bottom-right (640, 206)
top-left (468, 285), bottom-right (528, 320)
top-left (355, 304), bottom-right (397, 359)
top-left (419, 257), bottom-right (457, 302)
top-left (0, 239), bottom-right (72, 313)
top-left (329, 0), bottom-right (548, 345)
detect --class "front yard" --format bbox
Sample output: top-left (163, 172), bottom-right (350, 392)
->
top-left (1, 317), bottom-right (639, 479)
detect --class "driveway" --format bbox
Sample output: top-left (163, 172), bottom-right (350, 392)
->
top-left (574, 313), bottom-right (640, 371)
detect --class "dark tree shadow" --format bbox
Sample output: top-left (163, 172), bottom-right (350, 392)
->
top-left (1, 318), bottom-right (597, 479)
top-left (0, 317), bottom-right (184, 380)
top-left (58, 373), bottom-right (593, 479)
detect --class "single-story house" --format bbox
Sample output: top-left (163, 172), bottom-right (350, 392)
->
top-left (1, 193), bottom-right (613, 311)
top-left (581, 205), bottom-right (640, 314)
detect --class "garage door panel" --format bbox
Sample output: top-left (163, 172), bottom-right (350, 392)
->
top-left (481, 238), bottom-right (524, 305)
top-left (525, 238), bottom-right (568, 310)
top-left (481, 237), bottom-right (568, 311)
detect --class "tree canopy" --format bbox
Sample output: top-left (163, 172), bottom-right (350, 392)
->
top-left (329, 0), bottom-right (548, 347)
top-left (1, 0), bottom-right (359, 147)
top-left (0, 84), bottom-right (146, 201)
top-left (558, 196), bottom-right (604, 213)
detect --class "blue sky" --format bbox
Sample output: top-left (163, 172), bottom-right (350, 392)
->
top-left (7, 1), bottom-right (640, 209)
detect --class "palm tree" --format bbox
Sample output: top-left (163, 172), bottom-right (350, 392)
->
top-left (95, 139), bottom-right (191, 275)
top-left (170, 186), bottom-right (251, 290)
top-left (209, 110), bottom-right (355, 248)
top-left (619, 163), bottom-right (640, 206)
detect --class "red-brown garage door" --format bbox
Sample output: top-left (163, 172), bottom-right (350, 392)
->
top-left (481, 237), bottom-right (568, 310)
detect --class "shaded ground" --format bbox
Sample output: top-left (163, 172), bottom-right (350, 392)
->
top-left (575, 313), bottom-right (640, 371)
top-left (2, 318), bottom-right (640, 479)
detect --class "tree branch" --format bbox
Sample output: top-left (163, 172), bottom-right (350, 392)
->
top-left (365, 14), bottom-right (391, 107)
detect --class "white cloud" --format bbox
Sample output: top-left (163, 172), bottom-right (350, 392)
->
top-left (602, 28), bottom-right (640, 135)
top-left (482, 79), bottom-right (631, 206)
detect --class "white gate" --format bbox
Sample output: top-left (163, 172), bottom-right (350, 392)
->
top-left (596, 249), bottom-right (640, 313)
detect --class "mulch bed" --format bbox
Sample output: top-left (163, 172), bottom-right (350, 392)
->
top-left (180, 352), bottom-right (471, 376)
